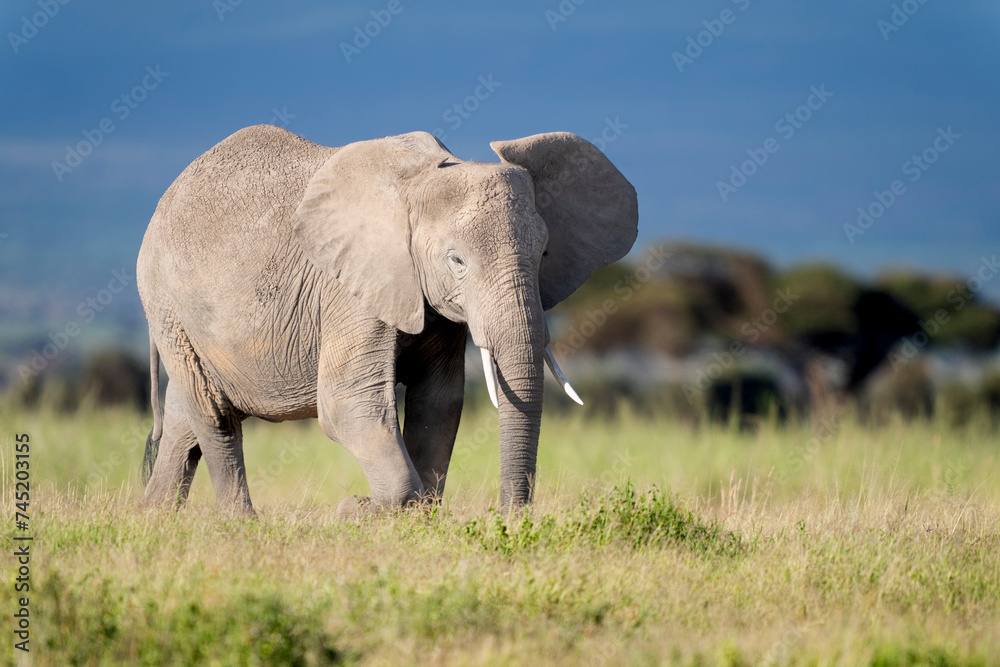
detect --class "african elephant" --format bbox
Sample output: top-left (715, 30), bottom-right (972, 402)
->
top-left (137, 125), bottom-right (637, 515)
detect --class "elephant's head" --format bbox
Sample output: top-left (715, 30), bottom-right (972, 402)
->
top-left (291, 131), bottom-right (638, 508)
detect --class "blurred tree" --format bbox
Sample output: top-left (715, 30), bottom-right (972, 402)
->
top-left (551, 242), bottom-right (777, 356)
top-left (705, 371), bottom-right (787, 426)
top-left (876, 272), bottom-right (1000, 349)
top-left (863, 360), bottom-right (935, 422)
top-left (774, 263), bottom-right (861, 340)
top-left (79, 351), bottom-right (149, 410)
top-left (545, 241), bottom-right (1000, 421)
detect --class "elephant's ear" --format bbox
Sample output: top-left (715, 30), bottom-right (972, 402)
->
top-left (490, 132), bottom-right (638, 310)
top-left (291, 132), bottom-right (453, 334)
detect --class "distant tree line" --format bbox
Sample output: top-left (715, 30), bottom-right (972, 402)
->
top-left (549, 241), bottom-right (1000, 424)
top-left (4, 241), bottom-right (999, 425)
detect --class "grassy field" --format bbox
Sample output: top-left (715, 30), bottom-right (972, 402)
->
top-left (2, 400), bottom-right (999, 665)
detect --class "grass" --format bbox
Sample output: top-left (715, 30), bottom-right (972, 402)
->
top-left (1, 400), bottom-right (999, 665)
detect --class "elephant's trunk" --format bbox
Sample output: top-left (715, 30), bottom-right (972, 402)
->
top-left (483, 270), bottom-right (546, 510)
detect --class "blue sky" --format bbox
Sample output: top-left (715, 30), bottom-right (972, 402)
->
top-left (2, 0), bottom-right (999, 308)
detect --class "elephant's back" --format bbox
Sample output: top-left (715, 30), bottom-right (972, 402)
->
top-left (137, 126), bottom-right (340, 417)
top-left (139, 125), bottom-right (336, 302)
top-left (147, 125), bottom-right (337, 253)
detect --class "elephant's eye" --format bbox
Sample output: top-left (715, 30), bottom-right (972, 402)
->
top-left (447, 253), bottom-right (467, 277)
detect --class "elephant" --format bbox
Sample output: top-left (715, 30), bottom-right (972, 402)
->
top-left (137, 125), bottom-right (637, 516)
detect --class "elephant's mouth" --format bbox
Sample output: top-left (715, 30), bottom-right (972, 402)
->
top-left (442, 285), bottom-right (461, 305)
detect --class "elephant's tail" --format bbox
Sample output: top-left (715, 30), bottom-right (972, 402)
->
top-left (142, 336), bottom-right (162, 486)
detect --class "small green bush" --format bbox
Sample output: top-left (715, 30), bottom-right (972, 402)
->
top-left (462, 483), bottom-right (743, 558)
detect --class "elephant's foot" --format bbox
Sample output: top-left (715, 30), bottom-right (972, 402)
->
top-left (137, 494), bottom-right (181, 512)
top-left (219, 500), bottom-right (256, 518)
top-left (336, 495), bottom-right (373, 519)
top-left (211, 486), bottom-right (255, 517)
top-left (139, 477), bottom-right (188, 512)
top-left (336, 495), bottom-right (433, 519)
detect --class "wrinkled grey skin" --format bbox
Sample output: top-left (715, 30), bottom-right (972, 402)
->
top-left (138, 125), bottom-right (637, 515)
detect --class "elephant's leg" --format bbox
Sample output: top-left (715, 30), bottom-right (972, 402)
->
top-left (317, 323), bottom-right (424, 515)
top-left (182, 410), bottom-right (252, 515)
top-left (141, 382), bottom-right (202, 508)
top-left (399, 318), bottom-right (467, 500)
top-left (158, 325), bottom-right (254, 516)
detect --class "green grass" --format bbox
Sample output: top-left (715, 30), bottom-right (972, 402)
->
top-left (2, 401), bottom-right (999, 665)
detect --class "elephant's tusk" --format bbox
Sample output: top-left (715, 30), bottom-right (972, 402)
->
top-left (544, 346), bottom-right (584, 406)
top-left (480, 347), bottom-right (499, 409)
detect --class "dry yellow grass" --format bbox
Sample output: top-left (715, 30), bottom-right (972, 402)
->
top-left (1, 402), bottom-right (999, 665)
